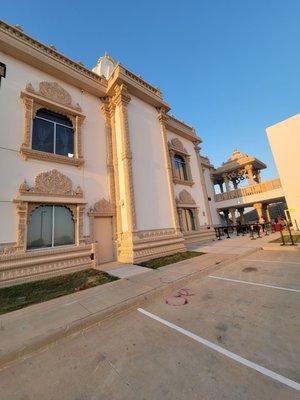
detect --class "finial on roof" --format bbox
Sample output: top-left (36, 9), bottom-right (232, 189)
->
top-left (92, 52), bottom-right (116, 79)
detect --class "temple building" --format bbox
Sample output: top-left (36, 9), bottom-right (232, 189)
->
top-left (0, 21), bottom-right (218, 286)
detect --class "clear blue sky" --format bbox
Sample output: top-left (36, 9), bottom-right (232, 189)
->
top-left (2, 0), bottom-right (299, 179)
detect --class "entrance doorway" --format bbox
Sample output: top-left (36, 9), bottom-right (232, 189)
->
top-left (94, 217), bottom-right (115, 264)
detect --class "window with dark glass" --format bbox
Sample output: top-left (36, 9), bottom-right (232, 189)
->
top-left (32, 109), bottom-right (74, 157)
top-left (174, 154), bottom-right (188, 181)
top-left (27, 205), bottom-right (75, 250)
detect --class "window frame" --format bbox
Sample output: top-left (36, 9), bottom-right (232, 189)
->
top-left (168, 139), bottom-right (194, 187)
top-left (20, 83), bottom-right (85, 167)
top-left (32, 110), bottom-right (75, 158)
top-left (27, 204), bottom-right (75, 251)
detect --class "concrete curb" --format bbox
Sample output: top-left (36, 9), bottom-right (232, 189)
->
top-left (262, 244), bottom-right (300, 251)
top-left (0, 248), bottom-right (259, 370)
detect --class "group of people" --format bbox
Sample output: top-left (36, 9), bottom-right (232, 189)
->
top-left (257, 215), bottom-right (287, 232)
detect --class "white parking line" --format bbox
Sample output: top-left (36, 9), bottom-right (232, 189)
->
top-left (245, 259), bottom-right (300, 266)
top-left (208, 275), bottom-right (300, 293)
top-left (138, 308), bottom-right (300, 391)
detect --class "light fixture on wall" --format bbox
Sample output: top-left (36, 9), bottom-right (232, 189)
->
top-left (0, 62), bottom-right (6, 87)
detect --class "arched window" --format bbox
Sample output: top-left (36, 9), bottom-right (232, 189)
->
top-left (182, 208), bottom-right (196, 231)
top-left (27, 205), bottom-right (75, 250)
top-left (32, 109), bottom-right (74, 157)
top-left (174, 154), bottom-right (188, 181)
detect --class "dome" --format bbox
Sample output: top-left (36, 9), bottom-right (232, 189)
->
top-left (227, 149), bottom-right (248, 162)
top-left (92, 52), bottom-right (116, 79)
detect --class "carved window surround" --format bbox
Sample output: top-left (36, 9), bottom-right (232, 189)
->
top-left (176, 189), bottom-right (200, 231)
top-left (20, 82), bottom-right (85, 167)
top-left (12, 170), bottom-right (86, 253)
top-left (168, 138), bottom-right (194, 187)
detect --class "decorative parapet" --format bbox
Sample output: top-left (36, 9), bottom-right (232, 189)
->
top-left (0, 20), bottom-right (106, 90)
top-left (215, 178), bottom-right (282, 202)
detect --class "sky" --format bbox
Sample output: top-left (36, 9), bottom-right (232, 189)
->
top-left (2, 0), bottom-right (299, 180)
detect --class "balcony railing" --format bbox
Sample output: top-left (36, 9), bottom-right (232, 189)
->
top-left (215, 178), bottom-right (282, 202)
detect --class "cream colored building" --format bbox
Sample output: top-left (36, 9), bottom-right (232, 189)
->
top-left (0, 21), bottom-right (218, 286)
top-left (266, 114), bottom-right (300, 230)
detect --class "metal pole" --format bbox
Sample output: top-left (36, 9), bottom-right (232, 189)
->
top-left (287, 223), bottom-right (295, 245)
top-left (280, 228), bottom-right (286, 246)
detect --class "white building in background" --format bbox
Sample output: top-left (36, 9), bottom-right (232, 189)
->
top-left (0, 20), bottom-right (218, 286)
top-left (266, 114), bottom-right (300, 230)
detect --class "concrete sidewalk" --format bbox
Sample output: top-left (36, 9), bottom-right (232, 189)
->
top-left (0, 251), bottom-right (254, 369)
top-left (189, 231), bottom-right (280, 255)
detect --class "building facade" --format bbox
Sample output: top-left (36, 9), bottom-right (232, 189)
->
top-left (0, 21), bottom-right (217, 286)
top-left (266, 114), bottom-right (300, 230)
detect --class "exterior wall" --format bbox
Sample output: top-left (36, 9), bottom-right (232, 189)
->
top-left (202, 167), bottom-right (220, 225)
top-left (127, 96), bottom-right (173, 231)
top-left (0, 52), bottom-right (109, 246)
top-left (167, 131), bottom-right (209, 226)
top-left (266, 114), bottom-right (300, 229)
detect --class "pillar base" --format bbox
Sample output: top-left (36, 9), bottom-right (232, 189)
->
top-left (117, 229), bottom-right (186, 263)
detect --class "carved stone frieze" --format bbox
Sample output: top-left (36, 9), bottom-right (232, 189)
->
top-left (90, 198), bottom-right (115, 215)
top-left (176, 189), bottom-right (196, 206)
top-left (19, 169), bottom-right (83, 198)
top-left (168, 137), bottom-right (188, 154)
top-left (26, 81), bottom-right (81, 111)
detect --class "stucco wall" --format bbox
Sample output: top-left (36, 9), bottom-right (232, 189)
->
top-left (0, 52), bottom-right (108, 244)
top-left (167, 131), bottom-right (209, 226)
top-left (266, 114), bottom-right (300, 229)
top-left (126, 96), bottom-right (173, 231)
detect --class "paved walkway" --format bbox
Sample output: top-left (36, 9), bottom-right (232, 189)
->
top-left (0, 251), bottom-right (241, 368)
top-left (189, 231), bottom-right (280, 255)
top-left (0, 233), bottom-right (280, 368)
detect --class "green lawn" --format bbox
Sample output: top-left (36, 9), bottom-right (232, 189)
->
top-left (137, 251), bottom-right (204, 269)
top-left (0, 269), bottom-right (118, 315)
top-left (270, 235), bottom-right (300, 244)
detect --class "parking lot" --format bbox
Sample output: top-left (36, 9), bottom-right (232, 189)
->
top-left (0, 249), bottom-right (299, 399)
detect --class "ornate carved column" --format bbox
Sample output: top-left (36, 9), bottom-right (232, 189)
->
top-left (245, 164), bottom-right (255, 185)
top-left (75, 115), bottom-right (85, 160)
top-left (265, 205), bottom-right (271, 222)
top-left (112, 84), bottom-right (137, 234)
top-left (253, 202), bottom-right (263, 219)
top-left (223, 174), bottom-right (230, 192)
top-left (15, 202), bottom-right (28, 251)
top-left (22, 97), bottom-right (34, 147)
top-left (100, 97), bottom-right (117, 209)
top-left (194, 143), bottom-right (213, 226)
top-left (177, 208), bottom-right (184, 232)
top-left (157, 107), bottom-right (181, 235)
top-left (229, 207), bottom-right (237, 225)
top-left (78, 205), bottom-right (85, 245)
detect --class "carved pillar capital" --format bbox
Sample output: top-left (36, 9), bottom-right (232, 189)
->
top-left (112, 84), bottom-right (131, 107)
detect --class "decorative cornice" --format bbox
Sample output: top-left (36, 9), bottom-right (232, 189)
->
top-left (0, 20), bottom-right (107, 96)
top-left (176, 189), bottom-right (196, 206)
top-left (19, 169), bottom-right (83, 198)
top-left (89, 198), bottom-right (115, 215)
top-left (168, 137), bottom-right (188, 155)
top-left (19, 147), bottom-right (84, 167)
top-left (25, 81), bottom-right (82, 112)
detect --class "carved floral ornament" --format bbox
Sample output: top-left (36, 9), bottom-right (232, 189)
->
top-left (25, 81), bottom-right (82, 112)
top-left (176, 189), bottom-right (196, 206)
top-left (89, 198), bottom-right (115, 215)
top-left (19, 169), bottom-right (83, 198)
top-left (168, 138), bottom-right (188, 154)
